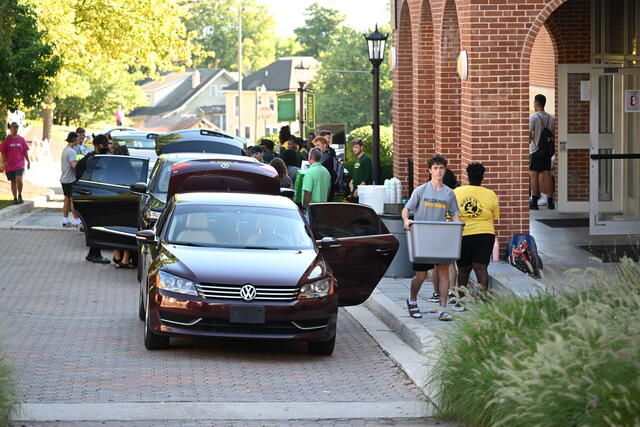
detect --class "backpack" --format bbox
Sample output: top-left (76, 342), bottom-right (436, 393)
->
top-left (534, 113), bottom-right (555, 159)
top-left (332, 157), bottom-right (346, 192)
top-left (506, 233), bottom-right (543, 277)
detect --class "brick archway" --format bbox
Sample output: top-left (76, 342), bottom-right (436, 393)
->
top-left (435, 0), bottom-right (462, 175)
top-left (392, 1), bottom-right (414, 187)
top-left (411, 0), bottom-right (436, 185)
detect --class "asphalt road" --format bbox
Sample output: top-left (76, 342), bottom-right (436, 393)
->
top-left (0, 228), bottom-right (439, 425)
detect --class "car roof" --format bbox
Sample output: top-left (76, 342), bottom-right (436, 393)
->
top-left (157, 152), bottom-right (256, 163)
top-left (174, 192), bottom-right (299, 211)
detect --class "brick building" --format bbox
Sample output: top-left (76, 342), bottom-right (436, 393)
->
top-left (392, 0), bottom-right (640, 246)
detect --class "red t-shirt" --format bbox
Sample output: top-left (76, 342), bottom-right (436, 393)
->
top-left (0, 135), bottom-right (29, 172)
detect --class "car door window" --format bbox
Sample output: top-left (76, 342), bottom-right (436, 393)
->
top-left (86, 156), bottom-right (148, 186)
top-left (309, 204), bottom-right (389, 239)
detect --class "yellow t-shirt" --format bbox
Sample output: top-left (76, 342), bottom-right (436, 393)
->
top-left (454, 185), bottom-right (500, 236)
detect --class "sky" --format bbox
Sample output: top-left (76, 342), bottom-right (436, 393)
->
top-left (256, 0), bottom-right (391, 38)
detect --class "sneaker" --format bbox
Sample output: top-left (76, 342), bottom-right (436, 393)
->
top-left (85, 255), bottom-right (110, 264)
top-left (427, 293), bottom-right (440, 303)
top-left (17, 195), bottom-right (23, 204)
top-left (529, 199), bottom-right (539, 210)
top-left (447, 292), bottom-right (456, 304)
top-left (12, 199), bottom-right (19, 205)
top-left (74, 218), bottom-right (82, 226)
top-left (451, 302), bottom-right (465, 312)
top-left (547, 198), bottom-right (555, 210)
top-left (438, 311), bottom-right (453, 321)
top-left (62, 221), bottom-right (72, 228)
top-left (537, 194), bottom-right (547, 206)
top-left (406, 299), bottom-right (422, 318)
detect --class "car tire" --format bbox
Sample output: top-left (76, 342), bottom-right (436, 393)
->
top-left (307, 336), bottom-right (335, 356)
top-left (144, 300), bottom-right (169, 350)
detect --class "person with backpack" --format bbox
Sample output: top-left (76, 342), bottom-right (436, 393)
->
top-left (529, 94), bottom-right (555, 210)
top-left (454, 163), bottom-right (500, 300)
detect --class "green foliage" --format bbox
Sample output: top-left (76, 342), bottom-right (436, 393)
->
top-left (184, 0), bottom-right (277, 73)
top-left (0, 345), bottom-right (19, 424)
top-left (343, 156), bottom-right (393, 182)
top-left (0, 0), bottom-right (59, 137)
top-left (345, 125), bottom-right (393, 162)
top-left (313, 25), bottom-right (392, 131)
top-left (276, 35), bottom-right (304, 58)
top-left (28, 0), bottom-right (194, 125)
top-left (293, 3), bottom-right (345, 58)
top-left (430, 260), bottom-right (640, 426)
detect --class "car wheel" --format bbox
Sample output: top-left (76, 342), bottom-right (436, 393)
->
top-left (144, 299), bottom-right (169, 350)
top-left (307, 336), bottom-right (335, 356)
top-left (138, 280), bottom-right (146, 321)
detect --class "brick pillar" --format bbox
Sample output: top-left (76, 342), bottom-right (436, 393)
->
top-left (411, 0), bottom-right (436, 187)
top-left (392, 1), bottom-right (414, 195)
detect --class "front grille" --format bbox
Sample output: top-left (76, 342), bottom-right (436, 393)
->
top-left (195, 283), bottom-right (299, 301)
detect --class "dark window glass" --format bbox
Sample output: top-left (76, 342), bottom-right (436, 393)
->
top-left (111, 135), bottom-right (155, 149)
top-left (88, 156), bottom-right (148, 186)
top-left (309, 204), bottom-right (387, 239)
top-left (156, 139), bottom-right (244, 156)
top-left (605, 0), bottom-right (625, 54)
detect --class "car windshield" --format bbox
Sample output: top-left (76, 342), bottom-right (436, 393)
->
top-left (164, 205), bottom-right (314, 250)
top-left (112, 135), bottom-right (155, 149)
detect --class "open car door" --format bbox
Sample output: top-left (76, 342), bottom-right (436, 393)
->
top-left (73, 155), bottom-right (149, 251)
top-left (308, 203), bottom-right (399, 306)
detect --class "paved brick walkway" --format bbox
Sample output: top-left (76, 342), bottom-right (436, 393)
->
top-left (0, 229), bottom-right (423, 406)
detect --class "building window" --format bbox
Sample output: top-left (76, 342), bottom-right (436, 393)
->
top-left (269, 97), bottom-right (275, 111)
top-left (257, 94), bottom-right (262, 105)
top-left (235, 96), bottom-right (239, 117)
top-left (210, 85), bottom-right (218, 97)
top-left (245, 126), bottom-right (251, 139)
top-left (219, 115), bottom-right (226, 131)
top-left (235, 127), bottom-right (239, 137)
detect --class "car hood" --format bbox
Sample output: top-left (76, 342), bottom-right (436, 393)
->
top-left (158, 244), bottom-right (320, 286)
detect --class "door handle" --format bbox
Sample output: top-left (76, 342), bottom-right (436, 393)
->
top-left (77, 189), bottom-right (92, 195)
top-left (375, 248), bottom-right (392, 254)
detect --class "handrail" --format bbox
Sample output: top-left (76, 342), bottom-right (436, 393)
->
top-left (590, 153), bottom-right (640, 160)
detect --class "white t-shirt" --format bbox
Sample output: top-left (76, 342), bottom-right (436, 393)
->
top-left (529, 111), bottom-right (555, 154)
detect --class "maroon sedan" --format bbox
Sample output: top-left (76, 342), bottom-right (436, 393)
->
top-left (136, 192), bottom-right (398, 355)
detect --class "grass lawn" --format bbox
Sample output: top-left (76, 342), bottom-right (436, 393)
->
top-left (0, 199), bottom-right (13, 210)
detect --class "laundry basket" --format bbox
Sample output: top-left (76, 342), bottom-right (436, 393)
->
top-left (407, 221), bottom-right (464, 264)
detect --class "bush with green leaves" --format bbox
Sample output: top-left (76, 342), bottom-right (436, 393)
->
top-left (0, 347), bottom-right (19, 425)
top-left (345, 125), bottom-right (393, 162)
top-left (343, 155), bottom-right (393, 183)
top-left (429, 260), bottom-right (640, 426)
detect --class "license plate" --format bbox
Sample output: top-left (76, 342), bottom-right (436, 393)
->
top-left (230, 305), bottom-right (265, 324)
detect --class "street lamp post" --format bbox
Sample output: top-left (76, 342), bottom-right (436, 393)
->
top-left (294, 61), bottom-right (310, 139)
top-left (364, 25), bottom-right (388, 185)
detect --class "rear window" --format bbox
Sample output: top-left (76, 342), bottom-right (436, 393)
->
top-left (112, 135), bottom-right (155, 149)
top-left (155, 136), bottom-right (245, 156)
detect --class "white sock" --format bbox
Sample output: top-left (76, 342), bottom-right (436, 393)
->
top-left (62, 217), bottom-right (69, 223)
top-left (408, 299), bottom-right (417, 304)
top-left (74, 218), bottom-right (82, 225)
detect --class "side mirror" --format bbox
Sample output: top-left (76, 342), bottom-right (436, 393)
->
top-left (280, 188), bottom-right (295, 199)
top-left (130, 182), bottom-right (148, 194)
top-left (136, 229), bottom-right (157, 245)
top-left (319, 236), bottom-right (341, 251)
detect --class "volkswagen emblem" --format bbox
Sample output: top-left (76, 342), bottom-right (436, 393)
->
top-left (220, 162), bottom-right (231, 169)
top-left (240, 284), bottom-right (257, 301)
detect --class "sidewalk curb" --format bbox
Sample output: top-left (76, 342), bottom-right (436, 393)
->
top-left (363, 291), bottom-right (440, 355)
top-left (487, 261), bottom-right (547, 297)
top-left (0, 200), bottom-right (34, 220)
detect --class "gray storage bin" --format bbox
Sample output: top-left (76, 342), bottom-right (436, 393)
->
top-left (407, 221), bottom-right (464, 264)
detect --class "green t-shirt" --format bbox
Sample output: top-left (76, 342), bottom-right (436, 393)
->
top-left (351, 153), bottom-right (372, 191)
top-left (301, 162), bottom-right (331, 203)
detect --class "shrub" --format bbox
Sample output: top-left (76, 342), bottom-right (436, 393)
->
top-left (345, 125), bottom-right (393, 162)
top-left (429, 260), bottom-right (640, 427)
top-left (343, 155), bottom-right (393, 183)
top-left (0, 347), bottom-right (19, 425)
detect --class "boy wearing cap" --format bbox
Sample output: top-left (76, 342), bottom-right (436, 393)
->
top-left (60, 132), bottom-right (82, 227)
top-left (0, 122), bottom-right (30, 204)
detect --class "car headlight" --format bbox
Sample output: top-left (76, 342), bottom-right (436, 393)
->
top-left (298, 278), bottom-right (334, 299)
top-left (156, 271), bottom-right (198, 296)
top-left (146, 208), bottom-right (160, 220)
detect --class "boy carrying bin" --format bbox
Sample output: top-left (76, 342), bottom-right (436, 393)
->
top-left (402, 155), bottom-right (460, 321)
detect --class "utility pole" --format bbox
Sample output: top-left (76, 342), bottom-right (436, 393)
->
top-left (237, 6), bottom-right (243, 139)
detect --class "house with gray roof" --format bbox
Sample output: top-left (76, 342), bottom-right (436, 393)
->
top-left (130, 69), bottom-right (237, 131)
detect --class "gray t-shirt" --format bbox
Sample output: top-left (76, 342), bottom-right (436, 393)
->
top-left (406, 182), bottom-right (459, 222)
top-left (529, 111), bottom-right (555, 154)
top-left (60, 146), bottom-right (77, 184)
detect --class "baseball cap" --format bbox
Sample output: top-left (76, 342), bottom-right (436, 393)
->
top-left (66, 132), bottom-right (79, 142)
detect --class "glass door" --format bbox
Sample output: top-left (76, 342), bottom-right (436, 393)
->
top-left (589, 66), bottom-right (640, 235)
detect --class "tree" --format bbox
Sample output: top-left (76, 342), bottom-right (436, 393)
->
top-left (28, 0), bottom-right (194, 135)
top-left (293, 3), bottom-right (345, 58)
top-left (0, 0), bottom-right (59, 139)
top-left (276, 35), bottom-right (303, 58)
top-left (313, 25), bottom-right (392, 132)
top-left (184, 0), bottom-right (277, 73)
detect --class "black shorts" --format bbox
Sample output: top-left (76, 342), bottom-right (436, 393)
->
top-left (61, 183), bottom-right (74, 197)
top-left (529, 153), bottom-right (551, 172)
top-left (412, 262), bottom-right (434, 272)
top-left (5, 168), bottom-right (24, 180)
top-left (457, 234), bottom-right (495, 267)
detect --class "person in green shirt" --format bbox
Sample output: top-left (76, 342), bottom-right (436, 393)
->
top-left (349, 138), bottom-right (372, 201)
top-left (302, 148), bottom-right (331, 209)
